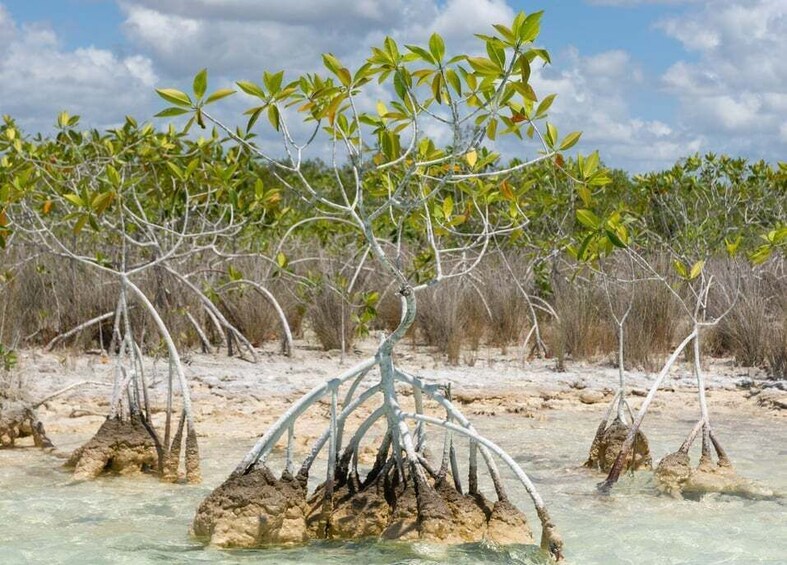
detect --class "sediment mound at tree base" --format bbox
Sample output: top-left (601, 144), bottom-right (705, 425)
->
top-left (192, 466), bottom-right (310, 547)
top-left (654, 451), bottom-right (692, 496)
top-left (194, 464), bottom-right (535, 548)
top-left (586, 418), bottom-right (652, 472)
top-left (655, 454), bottom-right (774, 499)
top-left (64, 416), bottom-right (158, 480)
top-left (0, 399), bottom-right (53, 448)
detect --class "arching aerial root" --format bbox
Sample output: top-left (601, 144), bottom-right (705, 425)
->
top-left (654, 423), bottom-right (773, 499)
top-left (192, 458), bottom-right (533, 548)
top-left (585, 417), bottom-right (651, 473)
top-left (64, 416), bottom-right (157, 480)
top-left (191, 353), bottom-right (562, 560)
top-left (0, 399), bottom-right (54, 449)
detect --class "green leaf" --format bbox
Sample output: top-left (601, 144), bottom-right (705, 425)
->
top-left (518, 55), bottom-right (531, 84)
top-left (236, 80), bottom-right (266, 99)
top-left (442, 195), bottom-right (454, 218)
top-left (63, 193), bottom-right (85, 208)
top-left (263, 70), bottom-right (284, 93)
top-left (673, 260), bottom-right (688, 279)
top-left (166, 161), bottom-right (184, 181)
top-left (323, 53), bottom-right (342, 75)
top-left (205, 88), bottom-right (235, 104)
top-left (155, 88), bottom-right (192, 108)
top-left (73, 214), bottom-right (88, 235)
top-left (486, 118), bottom-right (497, 140)
top-left (545, 122), bottom-right (558, 148)
top-left (276, 251), bottom-right (288, 269)
top-left (428, 33), bottom-right (445, 62)
top-left (576, 184), bottom-right (592, 207)
top-left (582, 151), bottom-right (600, 178)
top-left (405, 44), bottom-right (435, 64)
top-left (577, 233), bottom-right (595, 261)
top-left (193, 68), bottom-right (208, 99)
top-left (605, 229), bottom-right (627, 248)
top-left (106, 165), bottom-right (121, 186)
top-left (559, 131), bottom-right (582, 151)
top-left (228, 265), bottom-right (243, 282)
top-left (725, 235), bottom-right (742, 256)
top-left (92, 192), bottom-right (114, 215)
top-left (267, 105), bottom-right (281, 131)
top-left (445, 68), bottom-right (461, 95)
top-left (519, 11), bottom-right (543, 42)
top-left (689, 260), bottom-right (705, 280)
top-left (576, 209), bottom-right (601, 230)
top-left (486, 40), bottom-right (506, 70)
top-left (467, 56), bottom-right (501, 76)
top-left (431, 74), bottom-right (443, 103)
top-left (535, 93), bottom-right (556, 118)
top-left (155, 107), bottom-right (190, 118)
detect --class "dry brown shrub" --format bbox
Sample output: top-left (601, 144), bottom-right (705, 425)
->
top-left (547, 278), bottom-right (613, 364)
top-left (623, 278), bottom-right (682, 371)
top-left (417, 279), bottom-right (486, 365)
top-left (481, 256), bottom-right (529, 352)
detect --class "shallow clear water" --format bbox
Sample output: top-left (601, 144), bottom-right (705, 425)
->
top-left (1, 410), bottom-right (784, 564)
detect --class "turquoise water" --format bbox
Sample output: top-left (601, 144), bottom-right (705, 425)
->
top-left (0, 409), bottom-right (784, 564)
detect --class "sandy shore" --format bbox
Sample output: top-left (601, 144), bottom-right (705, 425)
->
top-left (9, 336), bottom-right (783, 461)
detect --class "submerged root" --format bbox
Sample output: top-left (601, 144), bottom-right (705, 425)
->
top-left (0, 399), bottom-right (54, 449)
top-left (193, 457), bottom-right (534, 549)
top-left (64, 416), bottom-right (157, 480)
top-left (585, 417), bottom-right (651, 473)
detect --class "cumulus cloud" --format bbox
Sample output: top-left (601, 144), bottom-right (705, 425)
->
top-left (658, 0), bottom-right (787, 157)
top-left (586, 0), bottom-right (702, 5)
top-left (519, 47), bottom-right (701, 171)
top-left (119, 0), bottom-right (512, 77)
top-left (0, 5), bottom-right (158, 133)
top-left (2, 0), bottom-right (783, 171)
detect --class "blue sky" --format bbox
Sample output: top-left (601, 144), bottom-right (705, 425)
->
top-left (0, 1), bottom-right (784, 172)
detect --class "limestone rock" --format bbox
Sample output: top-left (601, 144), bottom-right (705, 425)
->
top-left (0, 399), bottom-right (53, 448)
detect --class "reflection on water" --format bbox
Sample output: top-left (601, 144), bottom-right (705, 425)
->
top-left (0, 410), bottom-right (784, 564)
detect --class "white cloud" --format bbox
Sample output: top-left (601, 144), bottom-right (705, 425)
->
top-left (586, 0), bottom-right (702, 5)
top-left (658, 0), bottom-right (787, 158)
top-left (0, 8), bottom-right (158, 133)
top-left (119, 0), bottom-right (514, 77)
top-left (521, 47), bottom-right (698, 171)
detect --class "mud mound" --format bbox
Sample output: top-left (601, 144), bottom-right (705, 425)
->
top-left (654, 451), bottom-right (692, 496)
top-left (586, 418), bottom-right (652, 472)
top-left (194, 462), bottom-right (534, 548)
top-left (684, 458), bottom-right (775, 499)
top-left (64, 416), bottom-right (157, 480)
top-left (0, 399), bottom-right (53, 448)
top-left (192, 466), bottom-right (310, 547)
top-left (655, 454), bottom-right (774, 499)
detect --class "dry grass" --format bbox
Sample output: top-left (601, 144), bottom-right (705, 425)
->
top-left (3, 245), bottom-right (784, 373)
top-left (481, 256), bottom-right (530, 352)
top-left (547, 278), bottom-right (613, 364)
top-left (417, 279), bottom-right (486, 365)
